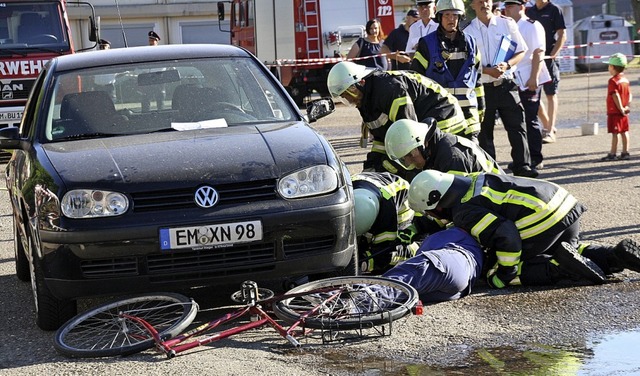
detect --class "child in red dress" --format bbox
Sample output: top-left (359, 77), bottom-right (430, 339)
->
top-left (601, 53), bottom-right (631, 161)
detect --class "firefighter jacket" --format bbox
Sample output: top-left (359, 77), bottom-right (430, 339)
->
top-left (426, 128), bottom-right (504, 175)
top-left (411, 28), bottom-right (485, 134)
top-left (358, 70), bottom-right (470, 158)
top-left (352, 172), bottom-right (413, 246)
top-left (449, 173), bottom-right (586, 269)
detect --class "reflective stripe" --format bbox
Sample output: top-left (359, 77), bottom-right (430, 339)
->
top-left (470, 212), bottom-right (497, 240)
top-left (447, 87), bottom-right (473, 96)
top-left (437, 112), bottom-right (466, 134)
top-left (389, 96), bottom-right (411, 122)
top-left (519, 194), bottom-right (578, 239)
top-left (372, 231), bottom-right (397, 244)
top-left (447, 51), bottom-right (467, 60)
top-left (496, 249), bottom-right (521, 267)
top-left (413, 51), bottom-right (429, 70)
top-left (371, 140), bottom-right (386, 153)
top-left (363, 112), bottom-right (389, 130)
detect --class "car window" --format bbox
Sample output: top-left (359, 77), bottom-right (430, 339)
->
top-left (43, 58), bottom-right (297, 142)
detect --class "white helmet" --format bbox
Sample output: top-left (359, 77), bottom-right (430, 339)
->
top-left (353, 188), bottom-right (380, 235)
top-left (408, 170), bottom-right (455, 212)
top-left (385, 118), bottom-right (437, 170)
top-left (327, 61), bottom-right (374, 98)
top-left (436, 0), bottom-right (465, 15)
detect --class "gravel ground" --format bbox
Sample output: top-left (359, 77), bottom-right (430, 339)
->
top-left (1, 70), bottom-right (639, 375)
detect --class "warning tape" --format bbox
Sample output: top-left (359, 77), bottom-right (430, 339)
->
top-left (265, 39), bottom-right (640, 68)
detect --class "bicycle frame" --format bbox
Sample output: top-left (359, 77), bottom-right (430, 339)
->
top-left (121, 282), bottom-right (344, 358)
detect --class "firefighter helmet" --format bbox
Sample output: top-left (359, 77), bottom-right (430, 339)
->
top-left (353, 188), bottom-right (380, 236)
top-left (385, 118), bottom-right (437, 170)
top-left (436, 0), bottom-right (465, 15)
top-left (327, 61), bottom-right (374, 98)
top-left (408, 170), bottom-right (455, 212)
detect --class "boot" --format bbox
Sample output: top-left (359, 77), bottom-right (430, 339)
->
top-left (613, 239), bottom-right (640, 273)
top-left (554, 242), bottom-right (606, 284)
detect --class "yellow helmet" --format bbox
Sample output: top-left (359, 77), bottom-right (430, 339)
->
top-left (385, 118), bottom-right (437, 170)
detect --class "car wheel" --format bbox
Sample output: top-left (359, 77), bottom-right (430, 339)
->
top-left (27, 234), bottom-right (77, 331)
top-left (13, 218), bottom-right (30, 282)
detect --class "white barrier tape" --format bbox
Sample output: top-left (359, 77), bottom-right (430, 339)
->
top-left (265, 39), bottom-right (640, 68)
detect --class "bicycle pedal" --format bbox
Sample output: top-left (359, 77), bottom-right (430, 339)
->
top-left (411, 300), bottom-right (424, 315)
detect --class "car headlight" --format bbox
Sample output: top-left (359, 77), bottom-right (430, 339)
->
top-left (61, 190), bottom-right (129, 218)
top-left (278, 165), bottom-right (339, 199)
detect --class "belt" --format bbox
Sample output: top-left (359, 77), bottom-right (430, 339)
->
top-left (484, 78), bottom-right (508, 87)
top-left (447, 87), bottom-right (473, 96)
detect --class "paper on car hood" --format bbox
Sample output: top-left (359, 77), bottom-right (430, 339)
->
top-left (42, 123), bottom-right (327, 189)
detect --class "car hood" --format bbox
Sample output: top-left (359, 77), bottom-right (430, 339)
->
top-left (42, 122), bottom-right (328, 188)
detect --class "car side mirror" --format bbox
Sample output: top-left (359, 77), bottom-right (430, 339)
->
top-left (306, 97), bottom-right (335, 123)
top-left (0, 126), bottom-right (23, 149)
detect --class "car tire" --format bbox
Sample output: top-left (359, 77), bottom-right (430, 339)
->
top-left (14, 218), bottom-right (30, 282)
top-left (28, 235), bottom-right (77, 331)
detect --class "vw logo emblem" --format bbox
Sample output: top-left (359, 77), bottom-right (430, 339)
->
top-left (194, 186), bottom-right (219, 208)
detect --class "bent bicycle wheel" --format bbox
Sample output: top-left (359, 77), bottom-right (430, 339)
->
top-left (54, 293), bottom-right (198, 358)
top-left (273, 276), bottom-right (418, 330)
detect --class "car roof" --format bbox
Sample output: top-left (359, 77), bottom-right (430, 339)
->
top-left (51, 44), bottom-right (254, 72)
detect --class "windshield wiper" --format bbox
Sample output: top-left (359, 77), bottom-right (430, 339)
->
top-left (55, 132), bottom-right (119, 141)
top-left (26, 46), bottom-right (64, 55)
top-left (0, 48), bottom-right (28, 57)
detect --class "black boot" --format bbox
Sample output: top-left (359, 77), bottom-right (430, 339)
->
top-left (613, 239), bottom-right (640, 273)
top-left (554, 242), bottom-right (606, 284)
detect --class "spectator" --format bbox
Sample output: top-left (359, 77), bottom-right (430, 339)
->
top-left (98, 39), bottom-right (111, 50)
top-left (600, 53), bottom-right (632, 161)
top-left (347, 19), bottom-right (388, 70)
top-left (492, 2), bottom-right (503, 15)
top-left (381, 9), bottom-right (420, 70)
top-left (526, 0), bottom-right (567, 144)
top-left (148, 30), bottom-right (161, 46)
top-left (503, 0), bottom-right (547, 170)
top-left (405, 0), bottom-right (439, 54)
top-left (464, 0), bottom-right (538, 178)
top-left (411, 0), bottom-right (483, 142)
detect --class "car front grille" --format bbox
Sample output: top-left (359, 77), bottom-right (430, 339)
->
top-left (79, 235), bottom-right (336, 280)
top-left (131, 179), bottom-right (278, 212)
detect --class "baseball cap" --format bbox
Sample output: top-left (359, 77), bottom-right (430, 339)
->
top-left (407, 9), bottom-right (420, 18)
top-left (503, 0), bottom-right (525, 5)
top-left (602, 53), bottom-right (628, 68)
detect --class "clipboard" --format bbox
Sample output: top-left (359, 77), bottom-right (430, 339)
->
top-left (514, 60), bottom-right (551, 90)
top-left (492, 35), bottom-right (517, 66)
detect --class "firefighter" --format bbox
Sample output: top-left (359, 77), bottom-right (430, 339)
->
top-left (385, 118), bottom-right (503, 175)
top-left (327, 61), bottom-right (472, 181)
top-left (411, 0), bottom-right (484, 142)
top-left (407, 170), bottom-right (640, 287)
top-left (352, 172), bottom-right (420, 273)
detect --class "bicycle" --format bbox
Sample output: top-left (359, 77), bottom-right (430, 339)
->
top-left (54, 276), bottom-right (420, 359)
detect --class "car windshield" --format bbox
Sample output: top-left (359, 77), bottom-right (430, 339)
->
top-left (44, 57), bottom-right (297, 142)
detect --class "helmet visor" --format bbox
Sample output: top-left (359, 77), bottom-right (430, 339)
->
top-left (334, 85), bottom-right (359, 107)
top-left (395, 151), bottom-right (417, 170)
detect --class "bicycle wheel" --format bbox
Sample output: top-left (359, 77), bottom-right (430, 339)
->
top-left (273, 276), bottom-right (418, 330)
top-left (54, 293), bottom-right (198, 358)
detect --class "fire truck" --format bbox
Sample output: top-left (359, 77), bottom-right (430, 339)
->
top-left (217, 0), bottom-right (396, 105)
top-left (0, 1), bottom-right (97, 130)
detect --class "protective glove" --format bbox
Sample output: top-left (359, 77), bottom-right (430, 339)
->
top-left (397, 224), bottom-right (418, 245)
top-left (487, 265), bottom-right (518, 289)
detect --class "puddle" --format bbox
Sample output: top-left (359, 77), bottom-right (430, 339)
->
top-left (318, 329), bottom-right (640, 375)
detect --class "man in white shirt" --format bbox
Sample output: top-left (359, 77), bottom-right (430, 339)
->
top-left (464, 0), bottom-right (538, 178)
top-left (503, 0), bottom-right (547, 170)
top-left (405, 0), bottom-right (439, 54)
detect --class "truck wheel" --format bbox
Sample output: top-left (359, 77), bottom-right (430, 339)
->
top-left (14, 219), bottom-right (30, 282)
top-left (28, 235), bottom-right (77, 330)
top-left (286, 86), bottom-right (306, 107)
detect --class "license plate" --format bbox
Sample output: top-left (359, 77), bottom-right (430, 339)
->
top-left (160, 220), bottom-right (263, 250)
top-left (0, 111), bottom-right (22, 122)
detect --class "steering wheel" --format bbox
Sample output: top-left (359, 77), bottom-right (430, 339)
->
top-left (27, 34), bottom-right (59, 44)
top-left (210, 102), bottom-right (256, 121)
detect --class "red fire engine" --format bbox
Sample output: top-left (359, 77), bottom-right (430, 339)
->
top-left (0, 1), bottom-right (97, 130)
top-left (217, 0), bottom-right (396, 105)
